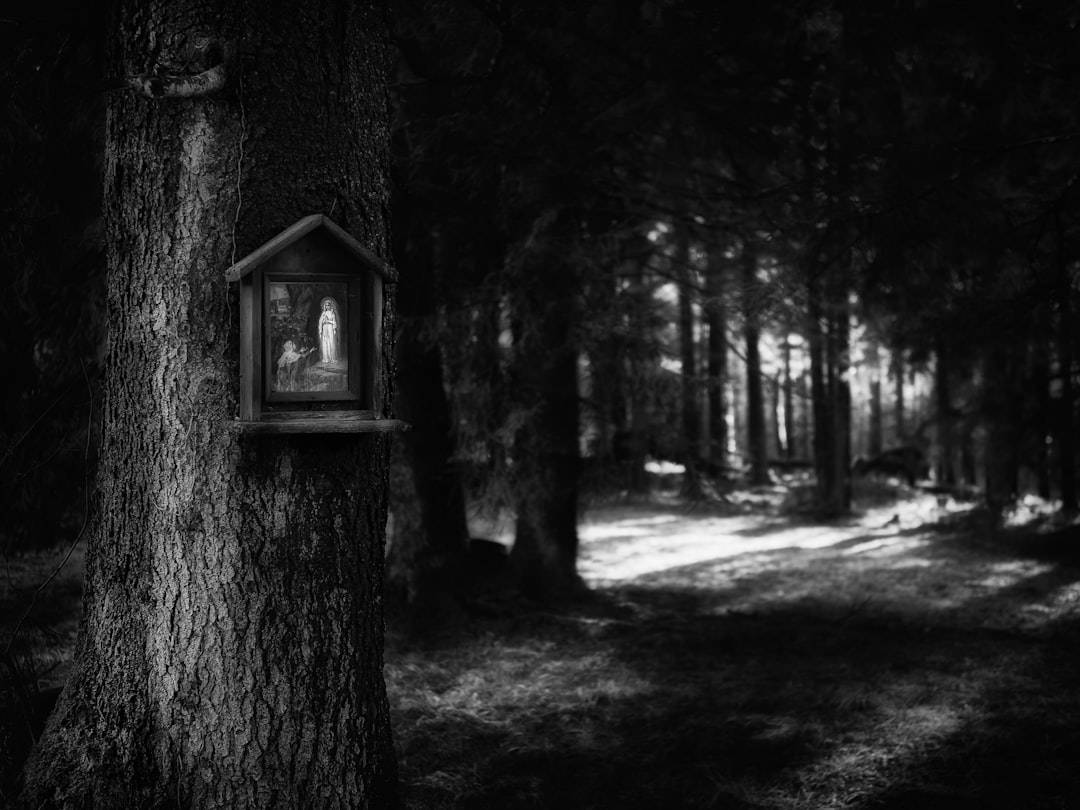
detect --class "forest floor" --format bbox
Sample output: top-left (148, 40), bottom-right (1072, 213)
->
top-left (3, 477), bottom-right (1080, 808)
top-left (390, 477), bottom-right (1080, 809)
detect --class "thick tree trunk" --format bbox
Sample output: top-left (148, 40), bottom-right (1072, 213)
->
top-left (388, 194), bottom-right (470, 614)
top-left (390, 321), bottom-right (470, 610)
top-left (704, 248), bottom-right (728, 470)
top-left (20, 3), bottom-right (399, 808)
top-left (743, 241), bottom-right (769, 486)
top-left (509, 212), bottom-right (582, 599)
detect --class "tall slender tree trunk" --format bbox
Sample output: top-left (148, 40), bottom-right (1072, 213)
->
top-left (809, 282), bottom-right (832, 503)
top-left (935, 336), bottom-right (956, 486)
top-left (782, 337), bottom-right (796, 459)
top-left (1030, 323), bottom-right (1053, 500)
top-left (704, 248), bottom-right (728, 470)
top-left (808, 266), bottom-right (851, 515)
top-left (984, 340), bottom-right (1022, 515)
top-left (676, 234), bottom-right (703, 497)
top-left (798, 364), bottom-right (812, 460)
top-left (474, 288), bottom-right (510, 489)
top-left (1056, 212), bottom-right (1077, 512)
top-left (867, 339), bottom-right (883, 458)
top-left (828, 297), bottom-right (852, 512)
top-left (20, 3), bottom-right (399, 807)
top-left (770, 373), bottom-right (783, 458)
top-left (743, 240), bottom-right (769, 486)
top-left (892, 348), bottom-right (906, 442)
top-left (624, 259), bottom-right (650, 492)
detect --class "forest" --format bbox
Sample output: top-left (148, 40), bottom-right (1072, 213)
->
top-left (3, 0), bottom-right (1080, 808)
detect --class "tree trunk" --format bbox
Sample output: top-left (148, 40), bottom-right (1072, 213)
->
top-left (867, 339), bottom-right (883, 458)
top-left (828, 298), bottom-right (852, 512)
top-left (798, 363), bottom-right (811, 460)
top-left (743, 240), bottom-right (769, 486)
top-left (935, 335), bottom-right (956, 486)
top-left (770, 372), bottom-right (783, 459)
top-left (509, 212), bottom-right (582, 599)
top-left (892, 348), bottom-right (906, 442)
top-left (1056, 213), bottom-right (1077, 512)
top-left (20, 3), bottom-right (399, 807)
top-left (388, 194), bottom-right (470, 616)
top-left (782, 337), bottom-right (796, 459)
top-left (624, 259), bottom-right (650, 492)
top-left (984, 341), bottom-right (1021, 515)
top-left (809, 284), bottom-right (832, 503)
top-left (704, 247), bottom-right (728, 470)
top-left (1031, 328), bottom-right (1053, 500)
top-left (808, 268), bottom-right (851, 515)
top-left (390, 320), bottom-right (471, 610)
top-left (676, 234), bottom-right (703, 497)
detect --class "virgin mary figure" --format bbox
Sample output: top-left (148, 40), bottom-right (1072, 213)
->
top-left (318, 296), bottom-right (342, 364)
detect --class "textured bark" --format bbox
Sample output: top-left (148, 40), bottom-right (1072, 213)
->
top-left (20, 2), bottom-right (399, 808)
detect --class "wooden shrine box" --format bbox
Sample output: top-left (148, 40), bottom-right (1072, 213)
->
top-left (226, 215), bottom-right (405, 434)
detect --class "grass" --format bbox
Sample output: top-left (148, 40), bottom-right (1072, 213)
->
top-left (4, 482), bottom-right (1080, 808)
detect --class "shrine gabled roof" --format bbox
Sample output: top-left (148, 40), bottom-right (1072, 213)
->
top-left (225, 214), bottom-right (389, 282)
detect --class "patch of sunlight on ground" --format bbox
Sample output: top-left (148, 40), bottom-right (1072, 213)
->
top-left (644, 460), bottom-right (685, 475)
top-left (844, 536), bottom-right (931, 557)
top-left (579, 517), bottom-right (889, 583)
top-left (1003, 494), bottom-right (1062, 527)
top-left (974, 559), bottom-right (1056, 590)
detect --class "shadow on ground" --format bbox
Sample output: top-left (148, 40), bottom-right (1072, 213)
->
top-left (388, 520), bottom-right (1080, 809)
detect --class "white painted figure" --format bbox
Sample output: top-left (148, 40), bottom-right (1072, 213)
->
top-left (318, 297), bottom-right (341, 364)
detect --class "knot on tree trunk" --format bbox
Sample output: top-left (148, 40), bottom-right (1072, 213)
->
top-left (127, 40), bottom-right (232, 99)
